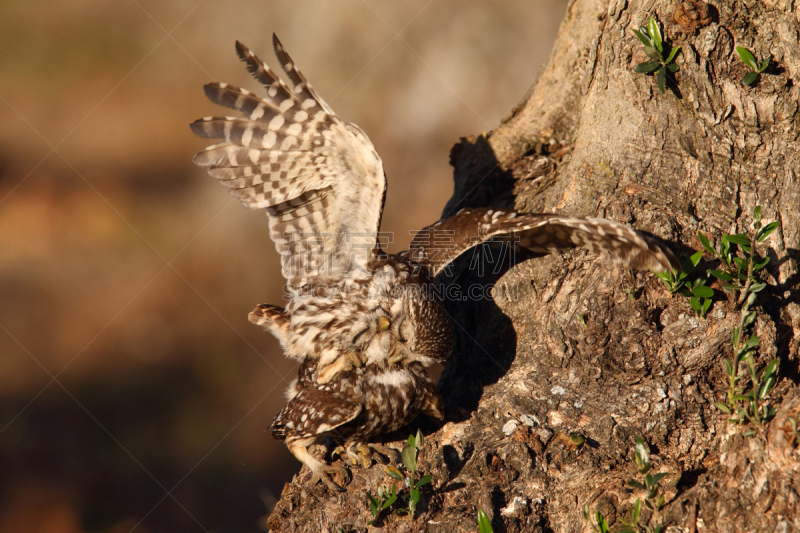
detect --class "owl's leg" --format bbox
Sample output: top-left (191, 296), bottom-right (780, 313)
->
top-left (288, 442), bottom-right (349, 492)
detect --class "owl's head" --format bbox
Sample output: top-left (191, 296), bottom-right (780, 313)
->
top-left (350, 287), bottom-right (453, 368)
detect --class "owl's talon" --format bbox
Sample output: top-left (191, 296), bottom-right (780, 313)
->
top-left (344, 351), bottom-right (367, 369)
top-left (356, 444), bottom-right (373, 468)
top-left (356, 442), bottom-right (400, 465)
top-left (309, 464), bottom-right (350, 493)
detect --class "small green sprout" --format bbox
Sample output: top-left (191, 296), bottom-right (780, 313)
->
top-left (735, 46), bottom-right (770, 86)
top-left (698, 206), bottom-right (779, 306)
top-left (655, 250), bottom-right (703, 293)
top-left (620, 438), bottom-right (668, 533)
top-left (583, 506), bottom-right (611, 533)
top-left (477, 509), bottom-right (494, 533)
top-left (632, 17), bottom-right (681, 93)
top-left (713, 293), bottom-right (779, 429)
top-left (366, 484), bottom-right (398, 525)
top-left (681, 274), bottom-right (714, 318)
top-left (782, 418), bottom-right (799, 448)
top-left (365, 430), bottom-right (433, 524)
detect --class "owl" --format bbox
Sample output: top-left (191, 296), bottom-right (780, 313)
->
top-left (190, 35), bottom-right (679, 490)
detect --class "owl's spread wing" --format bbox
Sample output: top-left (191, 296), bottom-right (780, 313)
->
top-left (191, 35), bottom-right (387, 281)
top-left (409, 208), bottom-right (680, 277)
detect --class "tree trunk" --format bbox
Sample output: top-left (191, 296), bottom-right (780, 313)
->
top-left (267, 0), bottom-right (800, 531)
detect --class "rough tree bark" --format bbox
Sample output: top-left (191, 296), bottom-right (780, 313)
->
top-left (267, 0), bottom-right (800, 531)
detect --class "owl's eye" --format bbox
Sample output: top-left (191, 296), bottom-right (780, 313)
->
top-left (352, 327), bottom-right (369, 345)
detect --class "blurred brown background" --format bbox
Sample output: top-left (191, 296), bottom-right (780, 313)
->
top-left (0, 1), bottom-right (567, 531)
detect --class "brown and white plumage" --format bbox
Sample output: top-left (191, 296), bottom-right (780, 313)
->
top-left (409, 207), bottom-right (680, 277)
top-left (191, 35), bottom-right (680, 490)
top-left (191, 36), bottom-right (386, 281)
top-left (271, 360), bottom-right (443, 491)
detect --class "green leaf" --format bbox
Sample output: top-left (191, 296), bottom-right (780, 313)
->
top-left (757, 221), bottom-right (779, 242)
top-left (407, 434), bottom-right (416, 447)
top-left (697, 232), bottom-right (715, 256)
top-left (650, 472), bottom-right (668, 484)
top-left (648, 17), bottom-right (662, 53)
top-left (688, 250), bottom-right (704, 269)
top-left (743, 335), bottom-right (761, 350)
top-left (667, 62), bottom-right (679, 73)
top-left (720, 239), bottom-right (731, 265)
top-left (743, 71), bottom-right (759, 86)
top-left (692, 285), bottom-right (714, 298)
top-left (722, 358), bottom-right (733, 376)
top-left (597, 512), bottom-right (611, 533)
top-left (703, 298), bottom-right (712, 314)
top-left (714, 402), bottom-right (732, 414)
top-left (415, 474), bottom-right (433, 488)
top-left (635, 61), bottom-right (661, 73)
top-left (383, 485), bottom-right (398, 508)
top-left (401, 445), bottom-right (417, 473)
top-left (690, 297), bottom-right (701, 313)
top-left (409, 487), bottom-right (420, 509)
top-left (753, 256), bottom-right (770, 271)
top-left (385, 465), bottom-right (403, 480)
top-left (665, 45), bottom-right (681, 64)
top-left (634, 437), bottom-right (650, 470)
top-left (644, 46), bottom-right (663, 61)
top-left (732, 257), bottom-right (747, 271)
top-left (759, 58), bottom-right (770, 72)
top-left (415, 429), bottom-right (424, 450)
top-left (632, 28), bottom-right (652, 48)
top-left (657, 67), bottom-right (666, 93)
top-left (628, 480), bottom-right (646, 490)
top-left (722, 283), bottom-right (739, 293)
top-left (750, 282), bottom-right (767, 293)
top-left (727, 234), bottom-right (751, 246)
top-left (478, 509), bottom-right (494, 533)
top-left (632, 498), bottom-right (642, 523)
top-left (367, 493), bottom-right (379, 517)
top-left (711, 270), bottom-right (733, 281)
top-left (754, 206), bottom-right (763, 221)
top-left (736, 46), bottom-right (758, 70)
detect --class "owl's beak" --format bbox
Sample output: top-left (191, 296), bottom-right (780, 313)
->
top-left (377, 316), bottom-right (391, 332)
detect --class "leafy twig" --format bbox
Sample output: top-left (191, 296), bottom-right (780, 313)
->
top-left (365, 430), bottom-right (433, 524)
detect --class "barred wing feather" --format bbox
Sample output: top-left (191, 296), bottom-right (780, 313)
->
top-left (191, 35), bottom-right (386, 281)
top-left (409, 208), bottom-right (680, 277)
